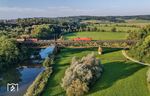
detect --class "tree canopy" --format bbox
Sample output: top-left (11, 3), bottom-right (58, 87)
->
top-left (129, 26), bottom-right (150, 63)
top-left (0, 36), bottom-right (20, 70)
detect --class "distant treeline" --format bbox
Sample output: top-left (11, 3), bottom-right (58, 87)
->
top-left (0, 15), bottom-right (150, 39)
top-left (1, 15), bottom-right (150, 25)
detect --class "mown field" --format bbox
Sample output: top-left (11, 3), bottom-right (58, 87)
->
top-left (87, 24), bottom-right (140, 32)
top-left (42, 48), bottom-right (150, 96)
top-left (82, 20), bottom-right (150, 32)
top-left (64, 32), bottom-right (128, 40)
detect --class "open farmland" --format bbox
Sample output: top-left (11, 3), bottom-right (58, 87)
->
top-left (64, 32), bottom-right (128, 40)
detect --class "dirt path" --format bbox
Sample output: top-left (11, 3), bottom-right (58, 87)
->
top-left (122, 50), bottom-right (150, 66)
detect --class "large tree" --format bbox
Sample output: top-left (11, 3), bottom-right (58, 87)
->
top-left (31, 24), bottom-right (52, 39)
top-left (0, 36), bottom-right (20, 70)
top-left (131, 35), bottom-right (150, 63)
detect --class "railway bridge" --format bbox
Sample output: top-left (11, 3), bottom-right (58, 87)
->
top-left (17, 40), bottom-right (137, 48)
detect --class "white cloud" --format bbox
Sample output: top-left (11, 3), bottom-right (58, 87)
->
top-left (0, 7), bottom-right (44, 12)
top-left (0, 6), bottom-right (150, 19)
top-left (0, 6), bottom-right (96, 19)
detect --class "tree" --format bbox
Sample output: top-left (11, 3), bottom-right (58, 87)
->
top-left (111, 27), bottom-right (117, 32)
top-left (43, 57), bottom-right (51, 67)
top-left (0, 36), bottom-right (20, 70)
top-left (128, 25), bottom-right (150, 40)
top-left (130, 34), bottom-right (150, 63)
top-left (31, 24), bottom-right (52, 39)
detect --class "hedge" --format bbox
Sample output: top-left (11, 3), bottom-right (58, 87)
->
top-left (24, 55), bottom-right (54, 96)
top-left (24, 67), bottom-right (52, 96)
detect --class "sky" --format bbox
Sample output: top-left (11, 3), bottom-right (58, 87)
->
top-left (0, 0), bottom-right (150, 19)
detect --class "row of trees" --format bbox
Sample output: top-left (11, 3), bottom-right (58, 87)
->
top-left (0, 20), bottom-right (86, 39)
top-left (61, 53), bottom-right (103, 96)
top-left (1, 17), bottom-right (139, 40)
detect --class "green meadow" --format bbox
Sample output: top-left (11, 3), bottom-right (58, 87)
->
top-left (42, 48), bottom-right (150, 96)
top-left (64, 32), bottom-right (128, 40)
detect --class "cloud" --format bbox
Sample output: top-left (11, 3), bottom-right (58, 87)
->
top-left (0, 6), bottom-right (96, 19)
top-left (0, 7), bottom-right (44, 12)
top-left (0, 6), bottom-right (150, 19)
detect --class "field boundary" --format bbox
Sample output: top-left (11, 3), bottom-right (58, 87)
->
top-left (122, 50), bottom-right (150, 66)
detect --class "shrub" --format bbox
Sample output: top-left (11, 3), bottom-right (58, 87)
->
top-left (24, 67), bottom-right (52, 96)
top-left (61, 53), bottom-right (103, 96)
top-left (111, 27), bottom-right (117, 32)
top-left (66, 79), bottom-right (89, 96)
top-left (43, 57), bottom-right (52, 67)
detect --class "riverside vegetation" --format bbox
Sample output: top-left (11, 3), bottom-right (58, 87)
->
top-left (24, 56), bottom-right (54, 96)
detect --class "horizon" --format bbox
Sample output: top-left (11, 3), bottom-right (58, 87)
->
top-left (1, 14), bottom-right (150, 20)
top-left (0, 0), bottom-right (150, 19)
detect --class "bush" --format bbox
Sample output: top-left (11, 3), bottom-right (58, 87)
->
top-left (61, 53), bottom-right (103, 96)
top-left (24, 67), bottom-right (52, 96)
top-left (111, 27), bottom-right (117, 32)
top-left (43, 57), bottom-right (52, 67)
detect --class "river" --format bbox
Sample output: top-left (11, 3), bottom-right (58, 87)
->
top-left (0, 46), bottom-right (55, 96)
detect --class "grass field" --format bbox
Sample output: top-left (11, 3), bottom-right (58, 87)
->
top-left (87, 24), bottom-right (140, 32)
top-left (42, 48), bottom-right (150, 96)
top-left (64, 32), bottom-right (128, 40)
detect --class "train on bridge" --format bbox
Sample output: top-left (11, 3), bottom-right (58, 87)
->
top-left (17, 37), bottom-right (93, 42)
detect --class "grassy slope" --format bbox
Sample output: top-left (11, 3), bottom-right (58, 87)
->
top-left (88, 25), bottom-right (140, 32)
top-left (42, 48), bottom-right (150, 96)
top-left (64, 32), bottom-right (128, 40)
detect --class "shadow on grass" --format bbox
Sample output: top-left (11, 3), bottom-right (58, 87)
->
top-left (64, 32), bottom-right (77, 39)
top-left (88, 61), bottom-right (145, 94)
top-left (61, 47), bottom-right (122, 56)
top-left (103, 48), bottom-right (123, 54)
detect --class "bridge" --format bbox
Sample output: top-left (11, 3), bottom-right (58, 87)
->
top-left (17, 40), bottom-right (137, 48)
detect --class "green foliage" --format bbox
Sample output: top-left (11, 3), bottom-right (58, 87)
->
top-left (111, 27), bottom-right (117, 32)
top-left (24, 67), bottom-right (52, 96)
top-left (129, 26), bottom-right (150, 64)
top-left (128, 25), bottom-right (150, 40)
top-left (0, 36), bottom-right (20, 70)
top-left (128, 25), bottom-right (150, 64)
top-left (43, 57), bottom-right (52, 67)
top-left (66, 79), bottom-right (89, 96)
top-left (61, 53), bottom-right (103, 96)
top-left (31, 24), bottom-right (52, 39)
